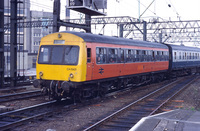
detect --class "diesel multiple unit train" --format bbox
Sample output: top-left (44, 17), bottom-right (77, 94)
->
top-left (33, 31), bottom-right (200, 101)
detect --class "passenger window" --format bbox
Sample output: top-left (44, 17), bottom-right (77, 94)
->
top-left (157, 51), bottom-right (161, 61)
top-left (142, 50), bottom-right (147, 61)
top-left (152, 51), bottom-right (154, 61)
top-left (182, 52), bottom-right (185, 59)
top-left (87, 48), bottom-right (91, 63)
top-left (185, 52), bottom-right (187, 60)
top-left (136, 50), bottom-right (140, 62)
top-left (153, 51), bottom-right (156, 61)
top-left (126, 49), bottom-right (132, 63)
top-left (179, 52), bottom-right (181, 59)
top-left (147, 50), bottom-right (151, 61)
top-left (120, 49), bottom-right (125, 63)
top-left (132, 50), bottom-right (136, 62)
top-left (161, 51), bottom-right (164, 61)
top-left (96, 48), bottom-right (106, 64)
top-left (109, 48), bottom-right (117, 63)
top-left (174, 52), bottom-right (176, 60)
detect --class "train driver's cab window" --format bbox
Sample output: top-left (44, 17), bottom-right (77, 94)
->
top-left (96, 47), bottom-right (106, 64)
top-left (38, 45), bottom-right (79, 65)
top-left (52, 46), bottom-right (64, 64)
top-left (109, 48), bottom-right (117, 63)
top-left (38, 46), bottom-right (51, 63)
top-left (87, 48), bottom-right (91, 63)
top-left (64, 46), bottom-right (79, 65)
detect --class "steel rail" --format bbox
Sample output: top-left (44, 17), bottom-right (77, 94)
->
top-left (0, 100), bottom-right (57, 131)
top-left (148, 76), bottom-right (198, 116)
top-left (0, 90), bottom-right (41, 103)
top-left (83, 78), bottom-right (182, 131)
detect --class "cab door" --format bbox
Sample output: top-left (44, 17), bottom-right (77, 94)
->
top-left (86, 43), bottom-right (93, 81)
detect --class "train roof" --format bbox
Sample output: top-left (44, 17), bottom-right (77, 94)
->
top-left (61, 31), bottom-right (168, 49)
top-left (167, 44), bottom-right (200, 52)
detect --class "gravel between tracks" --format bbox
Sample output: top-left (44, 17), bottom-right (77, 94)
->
top-left (5, 76), bottom-right (200, 131)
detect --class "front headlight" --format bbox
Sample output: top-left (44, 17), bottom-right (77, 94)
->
top-left (39, 71), bottom-right (43, 79)
top-left (69, 73), bottom-right (74, 78)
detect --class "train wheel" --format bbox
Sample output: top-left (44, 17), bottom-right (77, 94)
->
top-left (79, 94), bottom-right (87, 103)
top-left (73, 89), bottom-right (91, 103)
top-left (99, 86), bottom-right (108, 97)
top-left (49, 81), bottom-right (55, 100)
top-left (41, 87), bottom-right (48, 95)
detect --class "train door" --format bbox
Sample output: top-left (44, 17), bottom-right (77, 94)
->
top-left (93, 47), bottom-right (108, 79)
top-left (119, 48), bottom-right (125, 75)
top-left (86, 43), bottom-right (93, 81)
top-left (152, 50), bottom-right (156, 71)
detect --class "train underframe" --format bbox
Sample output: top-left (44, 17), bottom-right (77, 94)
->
top-left (34, 71), bottom-right (167, 101)
top-left (33, 67), bottom-right (200, 102)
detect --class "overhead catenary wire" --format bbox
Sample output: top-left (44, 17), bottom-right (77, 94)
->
top-left (120, 0), bottom-right (168, 21)
top-left (29, 0), bottom-right (81, 18)
top-left (165, 0), bottom-right (180, 19)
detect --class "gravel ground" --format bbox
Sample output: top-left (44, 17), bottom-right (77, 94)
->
top-left (13, 80), bottom-right (171, 131)
top-left (164, 76), bottom-right (200, 111)
top-left (0, 86), bottom-right (48, 112)
top-left (2, 76), bottom-right (200, 131)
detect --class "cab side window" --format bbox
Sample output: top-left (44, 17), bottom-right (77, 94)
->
top-left (87, 48), bottom-right (91, 63)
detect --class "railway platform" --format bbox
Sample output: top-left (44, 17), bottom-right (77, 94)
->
top-left (130, 109), bottom-right (200, 131)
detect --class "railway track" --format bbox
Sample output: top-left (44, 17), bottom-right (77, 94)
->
top-left (0, 90), bottom-right (42, 103)
top-left (0, 81), bottom-right (166, 130)
top-left (0, 100), bottom-right (59, 131)
top-left (83, 75), bottom-right (198, 131)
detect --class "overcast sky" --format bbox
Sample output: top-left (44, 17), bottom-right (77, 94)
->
top-left (29, 0), bottom-right (200, 46)
top-left (30, 0), bottom-right (200, 21)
